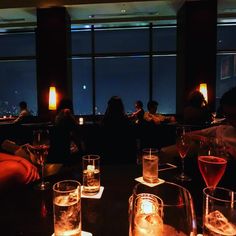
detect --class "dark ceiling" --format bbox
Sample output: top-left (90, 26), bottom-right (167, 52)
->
top-left (0, 0), bottom-right (235, 30)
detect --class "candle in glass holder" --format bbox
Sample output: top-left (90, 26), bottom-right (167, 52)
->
top-left (79, 117), bottom-right (84, 125)
top-left (133, 194), bottom-right (163, 236)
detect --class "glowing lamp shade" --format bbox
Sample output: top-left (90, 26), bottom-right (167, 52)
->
top-left (199, 83), bottom-right (208, 102)
top-left (49, 86), bottom-right (57, 110)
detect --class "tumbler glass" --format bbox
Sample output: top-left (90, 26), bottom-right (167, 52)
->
top-left (203, 187), bottom-right (236, 236)
top-left (53, 180), bottom-right (81, 236)
top-left (142, 148), bottom-right (159, 183)
top-left (82, 155), bottom-right (100, 195)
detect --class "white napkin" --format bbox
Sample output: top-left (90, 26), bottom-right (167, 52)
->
top-left (135, 177), bottom-right (165, 187)
top-left (81, 186), bottom-right (104, 199)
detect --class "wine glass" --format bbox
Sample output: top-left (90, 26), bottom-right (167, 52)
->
top-left (198, 139), bottom-right (227, 189)
top-left (129, 182), bottom-right (197, 235)
top-left (175, 127), bottom-right (191, 181)
top-left (32, 129), bottom-right (50, 190)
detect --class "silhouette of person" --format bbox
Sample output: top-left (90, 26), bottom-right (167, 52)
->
top-left (13, 101), bottom-right (32, 124)
top-left (144, 100), bottom-right (175, 125)
top-left (184, 90), bottom-right (213, 125)
top-left (48, 98), bottom-right (80, 164)
top-left (129, 100), bottom-right (145, 124)
top-left (101, 96), bottom-right (136, 164)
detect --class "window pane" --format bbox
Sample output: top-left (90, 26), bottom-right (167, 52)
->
top-left (153, 56), bottom-right (176, 114)
top-left (95, 28), bottom-right (149, 53)
top-left (0, 33), bottom-right (35, 57)
top-left (0, 61), bottom-right (37, 115)
top-left (72, 30), bottom-right (91, 54)
top-left (217, 26), bottom-right (236, 50)
top-left (216, 54), bottom-right (236, 108)
top-left (95, 56), bottom-right (149, 114)
top-left (153, 27), bottom-right (176, 52)
top-left (72, 59), bottom-right (92, 115)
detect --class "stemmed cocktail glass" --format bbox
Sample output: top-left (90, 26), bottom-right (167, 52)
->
top-left (32, 129), bottom-right (50, 190)
top-left (198, 139), bottom-right (227, 189)
top-left (175, 126), bottom-right (191, 181)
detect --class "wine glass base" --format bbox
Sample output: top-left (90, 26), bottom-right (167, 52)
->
top-left (175, 174), bottom-right (192, 182)
top-left (34, 181), bottom-right (50, 190)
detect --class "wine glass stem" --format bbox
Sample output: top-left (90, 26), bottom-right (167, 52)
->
top-left (181, 158), bottom-right (185, 176)
top-left (41, 163), bottom-right (45, 186)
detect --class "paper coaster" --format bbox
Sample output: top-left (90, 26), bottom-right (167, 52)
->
top-left (52, 231), bottom-right (92, 236)
top-left (81, 186), bottom-right (104, 199)
top-left (135, 177), bottom-right (165, 187)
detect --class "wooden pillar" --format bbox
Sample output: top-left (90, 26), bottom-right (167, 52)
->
top-left (36, 7), bottom-right (72, 120)
top-left (176, 0), bottom-right (217, 115)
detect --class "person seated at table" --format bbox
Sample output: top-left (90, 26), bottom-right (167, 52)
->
top-left (0, 152), bottom-right (39, 190)
top-left (160, 86), bottom-right (236, 162)
top-left (48, 98), bottom-right (82, 164)
top-left (144, 100), bottom-right (175, 125)
top-left (184, 90), bottom-right (213, 126)
top-left (129, 100), bottom-right (145, 124)
top-left (101, 96), bottom-right (136, 164)
top-left (13, 101), bottom-right (32, 124)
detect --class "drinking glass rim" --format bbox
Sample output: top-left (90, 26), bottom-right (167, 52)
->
top-left (133, 181), bottom-right (193, 207)
top-left (198, 155), bottom-right (227, 164)
top-left (53, 180), bottom-right (81, 193)
top-left (82, 154), bottom-right (100, 161)
top-left (203, 186), bottom-right (236, 203)
top-left (142, 148), bottom-right (159, 153)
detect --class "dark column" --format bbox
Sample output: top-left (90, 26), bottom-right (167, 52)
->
top-left (176, 0), bottom-right (217, 115)
top-left (36, 7), bottom-right (72, 119)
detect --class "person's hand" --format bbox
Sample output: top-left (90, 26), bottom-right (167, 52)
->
top-left (17, 158), bottom-right (39, 184)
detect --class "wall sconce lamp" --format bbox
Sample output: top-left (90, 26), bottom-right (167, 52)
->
top-left (199, 83), bottom-right (208, 103)
top-left (49, 86), bottom-right (57, 110)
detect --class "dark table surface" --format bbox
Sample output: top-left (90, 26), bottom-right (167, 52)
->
top-left (0, 156), bottom-right (235, 236)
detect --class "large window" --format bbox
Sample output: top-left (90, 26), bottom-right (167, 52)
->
top-left (0, 33), bottom-right (37, 116)
top-left (0, 61), bottom-right (37, 115)
top-left (0, 25), bottom-right (177, 117)
top-left (217, 25), bottom-right (236, 108)
top-left (95, 28), bottom-right (149, 53)
top-left (153, 56), bottom-right (176, 114)
top-left (95, 56), bottom-right (149, 114)
top-left (0, 33), bottom-right (35, 57)
top-left (72, 58), bottom-right (93, 115)
top-left (72, 25), bottom-right (177, 115)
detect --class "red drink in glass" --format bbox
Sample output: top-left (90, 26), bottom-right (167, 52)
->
top-left (198, 156), bottom-right (227, 188)
top-left (176, 140), bottom-right (190, 158)
top-left (175, 136), bottom-right (191, 181)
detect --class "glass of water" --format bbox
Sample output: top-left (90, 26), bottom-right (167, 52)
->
top-left (203, 187), bottom-right (236, 236)
top-left (142, 148), bottom-right (159, 183)
top-left (53, 180), bottom-right (81, 236)
top-left (82, 155), bottom-right (100, 195)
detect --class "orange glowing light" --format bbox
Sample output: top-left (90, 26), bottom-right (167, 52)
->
top-left (49, 86), bottom-right (57, 110)
top-left (199, 83), bottom-right (208, 102)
